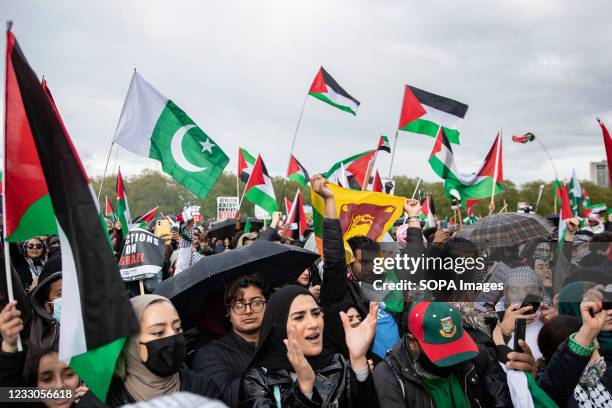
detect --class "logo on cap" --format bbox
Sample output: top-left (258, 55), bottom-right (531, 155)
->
top-left (439, 316), bottom-right (456, 338)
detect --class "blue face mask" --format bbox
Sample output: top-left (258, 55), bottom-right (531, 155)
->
top-left (52, 297), bottom-right (62, 322)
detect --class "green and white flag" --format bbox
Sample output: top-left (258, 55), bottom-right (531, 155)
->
top-left (115, 72), bottom-right (229, 199)
top-left (568, 169), bottom-right (582, 216)
top-left (116, 169), bottom-right (132, 237)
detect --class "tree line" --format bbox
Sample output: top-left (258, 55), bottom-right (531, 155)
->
top-left (93, 169), bottom-right (612, 221)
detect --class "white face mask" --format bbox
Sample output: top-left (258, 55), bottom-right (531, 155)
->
top-left (580, 357), bottom-right (606, 388)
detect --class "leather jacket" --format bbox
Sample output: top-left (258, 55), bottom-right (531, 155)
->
top-left (240, 353), bottom-right (378, 408)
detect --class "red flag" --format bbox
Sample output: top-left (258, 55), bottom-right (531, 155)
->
top-left (284, 190), bottom-right (307, 240)
top-left (372, 170), bottom-right (383, 192)
top-left (597, 119), bottom-right (612, 190)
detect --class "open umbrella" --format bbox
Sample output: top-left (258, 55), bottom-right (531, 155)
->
top-left (207, 217), bottom-right (263, 239)
top-left (155, 240), bottom-right (319, 329)
top-left (455, 212), bottom-right (554, 250)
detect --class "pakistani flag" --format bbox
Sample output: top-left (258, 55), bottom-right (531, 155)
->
top-left (5, 30), bottom-right (138, 401)
top-left (568, 169), bottom-right (582, 216)
top-left (398, 85), bottom-right (468, 144)
top-left (116, 169), bottom-right (132, 237)
top-left (308, 67), bottom-right (360, 115)
top-left (244, 155), bottom-right (279, 215)
top-left (287, 154), bottom-right (309, 188)
top-left (115, 72), bottom-right (229, 199)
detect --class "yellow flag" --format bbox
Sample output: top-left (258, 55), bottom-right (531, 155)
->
top-left (312, 183), bottom-right (405, 262)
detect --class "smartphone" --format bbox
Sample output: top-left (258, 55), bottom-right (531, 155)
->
top-left (514, 318), bottom-right (527, 351)
top-left (439, 221), bottom-right (448, 229)
top-left (520, 293), bottom-right (542, 314)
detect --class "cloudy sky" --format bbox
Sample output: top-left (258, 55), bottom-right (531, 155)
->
top-left (2, 0), bottom-right (611, 186)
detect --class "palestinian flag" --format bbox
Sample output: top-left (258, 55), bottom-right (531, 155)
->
top-left (287, 154), bottom-right (309, 188)
top-left (568, 169), bottom-right (582, 217)
top-left (244, 155), bottom-right (279, 215)
top-left (238, 147), bottom-right (256, 183)
top-left (463, 206), bottom-right (478, 225)
top-left (116, 169), bottom-right (132, 237)
top-left (584, 203), bottom-right (607, 217)
top-left (582, 187), bottom-right (591, 208)
top-left (5, 30), bottom-right (137, 401)
top-left (371, 170), bottom-right (383, 193)
top-left (512, 132), bottom-right (535, 144)
top-left (132, 206), bottom-right (159, 229)
top-left (419, 195), bottom-right (436, 228)
top-left (324, 150), bottom-right (375, 190)
top-left (308, 67), bottom-right (360, 115)
top-left (558, 184), bottom-right (573, 251)
top-left (430, 129), bottom-right (503, 206)
top-left (376, 135), bottom-right (391, 153)
top-left (114, 71), bottom-right (229, 199)
top-left (398, 85), bottom-right (468, 145)
top-left (104, 196), bottom-right (116, 222)
top-left (283, 190), bottom-right (307, 241)
top-left (597, 119), bottom-right (612, 190)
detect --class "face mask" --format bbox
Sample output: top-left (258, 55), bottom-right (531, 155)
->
top-left (52, 298), bottom-right (62, 321)
top-left (140, 333), bottom-right (186, 377)
top-left (579, 357), bottom-right (606, 387)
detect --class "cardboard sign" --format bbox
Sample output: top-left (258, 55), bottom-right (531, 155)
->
top-left (216, 197), bottom-right (239, 221)
top-left (119, 228), bottom-right (165, 281)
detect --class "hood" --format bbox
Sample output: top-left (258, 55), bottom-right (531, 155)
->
top-left (30, 271), bottom-right (62, 322)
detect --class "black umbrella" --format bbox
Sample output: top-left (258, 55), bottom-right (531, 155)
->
top-left (155, 240), bottom-right (319, 329)
top-left (207, 217), bottom-right (263, 239)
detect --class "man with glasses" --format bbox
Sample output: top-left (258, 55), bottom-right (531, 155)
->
top-left (192, 274), bottom-right (269, 408)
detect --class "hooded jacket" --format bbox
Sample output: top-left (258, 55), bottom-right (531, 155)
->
top-left (373, 337), bottom-right (512, 408)
top-left (27, 254), bottom-right (62, 352)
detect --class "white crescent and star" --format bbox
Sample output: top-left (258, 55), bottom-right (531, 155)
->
top-left (170, 124), bottom-right (208, 173)
top-left (200, 138), bottom-right (216, 154)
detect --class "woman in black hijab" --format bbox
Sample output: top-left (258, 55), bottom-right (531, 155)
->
top-left (240, 285), bottom-right (379, 407)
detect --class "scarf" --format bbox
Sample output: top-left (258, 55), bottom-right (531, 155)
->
top-left (123, 295), bottom-right (181, 402)
top-left (251, 285), bottom-right (335, 371)
top-left (420, 373), bottom-right (470, 408)
top-left (574, 382), bottom-right (612, 407)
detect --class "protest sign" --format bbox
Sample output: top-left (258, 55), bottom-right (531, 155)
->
top-left (216, 197), bottom-right (239, 220)
top-left (119, 228), bottom-right (165, 281)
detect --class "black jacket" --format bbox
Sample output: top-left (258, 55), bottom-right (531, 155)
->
top-left (373, 337), bottom-right (512, 408)
top-left (240, 353), bottom-right (378, 408)
top-left (192, 331), bottom-right (257, 408)
top-left (537, 340), bottom-right (612, 408)
top-left (76, 366), bottom-right (222, 407)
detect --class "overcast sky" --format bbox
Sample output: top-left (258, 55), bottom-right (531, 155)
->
top-left (2, 0), bottom-right (611, 186)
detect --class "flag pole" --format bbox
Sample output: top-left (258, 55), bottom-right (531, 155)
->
top-left (411, 177), bottom-right (422, 199)
top-left (280, 93), bottom-right (310, 203)
top-left (3, 20), bottom-right (22, 351)
top-left (97, 68), bottom-right (137, 201)
top-left (387, 130), bottom-right (399, 178)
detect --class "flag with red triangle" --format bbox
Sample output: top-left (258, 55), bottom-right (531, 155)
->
top-left (371, 170), bottom-right (383, 192)
top-left (104, 196), bottom-right (116, 222)
top-left (558, 184), bottom-right (573, 251)
top-left (133, 206), bottom-right (159, 229)
top-left (419, 195), bottom-right (436, 228)
top-left (116, 168), bottom-right (131, 237)
top-left (376, 135), bottom-right (391, 153)
top-left (283, 190), bottom-right (307, 241)
top-left (597, 119), bottom-right (612, 190)
top-left (308, 67), bottom-right (360, 115)
top-left (244, 155), bottom-right (279, 215)
top-left (324, 150), bottom-right (375, 190)
top-left (238, 147), bottom-right (256, 183)
top-left (287, 154), bottom-right (309, 188)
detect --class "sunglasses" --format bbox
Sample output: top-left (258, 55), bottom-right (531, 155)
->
top-left (27, 244), bottom-right (43, 250)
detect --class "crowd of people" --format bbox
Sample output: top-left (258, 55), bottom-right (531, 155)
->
top-left (1, 174), bottom-right (612, 408)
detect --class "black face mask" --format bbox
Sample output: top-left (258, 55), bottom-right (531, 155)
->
top-left (417, 352), bottom-right (451, 378)
top-left (140, 333), bottom-right (186, 377)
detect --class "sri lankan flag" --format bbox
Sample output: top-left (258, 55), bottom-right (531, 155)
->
top-left (311, 183), bottom-right (405, 260)
top-left (398, 85), bottom-right (468, 144)
top-left (5, 30), bottom-right (138, 401)
top-left (309, 67), bottom-right (360, 115)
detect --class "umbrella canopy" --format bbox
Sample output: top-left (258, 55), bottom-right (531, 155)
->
top-left (155, 240), bottom-right (319, 328)
top-left (207, 217), bottom-right (263, 239)
top-left (455, 212), bottom-right (554, 250)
